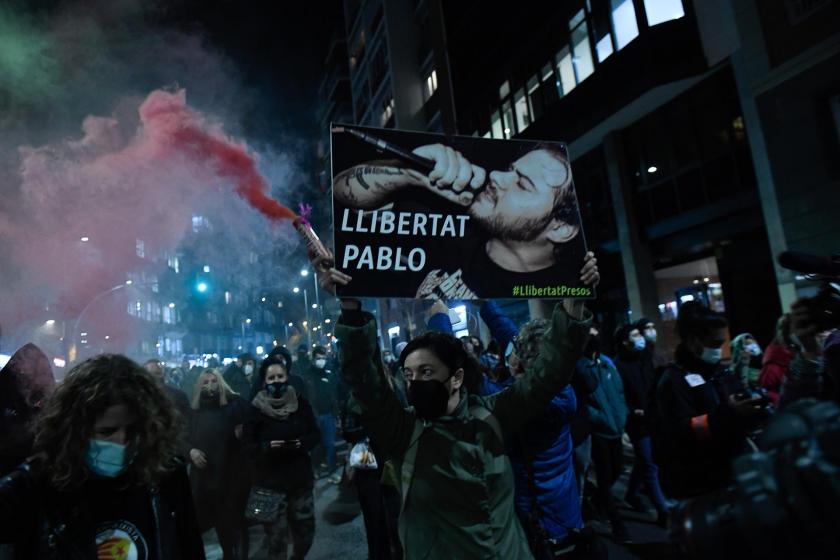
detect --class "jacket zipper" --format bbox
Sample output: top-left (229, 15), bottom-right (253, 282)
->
top-left (150, 487), bottom-right (165, 559)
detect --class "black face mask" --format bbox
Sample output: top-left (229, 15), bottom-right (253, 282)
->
top-left (265, 381), bottom-right (289, 398)
top-left (407, 379), bottom-right (451, 420)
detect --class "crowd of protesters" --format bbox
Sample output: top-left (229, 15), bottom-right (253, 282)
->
top-left (1, 248), bottom-right (838, 559)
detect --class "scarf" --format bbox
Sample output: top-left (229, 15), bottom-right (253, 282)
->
top-left (252, 387), bottom-right (299, 420)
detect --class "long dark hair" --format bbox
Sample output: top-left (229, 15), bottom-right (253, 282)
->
top-left (33, 354), bottom-right (181, 490)
top-left (250, 355), bottom-right (288, 399)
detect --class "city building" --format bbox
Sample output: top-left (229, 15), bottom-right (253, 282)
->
top-left (335, 0), bottom-right (839, 352)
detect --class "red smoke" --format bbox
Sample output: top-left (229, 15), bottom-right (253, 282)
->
top-left (140, 89), bottom-right (297, 222)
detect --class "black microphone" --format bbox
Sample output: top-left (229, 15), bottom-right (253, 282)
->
top-left (778, 251), bottom-right (840, 277)
top-left (333, 126), bottom-right (436, 174)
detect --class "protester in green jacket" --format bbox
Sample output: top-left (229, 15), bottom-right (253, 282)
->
top-left (324, 253), bottom-right (598, 560)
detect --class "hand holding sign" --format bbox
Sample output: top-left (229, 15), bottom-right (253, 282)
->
top-left (315, 249), bottom-right (352, 295)
top-left (562, 252), bottom-right (599, 319)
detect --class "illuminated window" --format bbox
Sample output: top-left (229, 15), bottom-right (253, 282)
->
top-left (514, 88), bottom-right (530, 132)
top-left (135, 239), bottom-right (145, 258)
top-left (555, 47), bottom-right (576, 96)
top-left (612, 0), bottom-right (639, 50)
top-left (502, 101), bottom-right (514, 139)
top-left (424, 69), bottom-right (438, 100)
top-left (380, 97), bottom-right (395, 126)
top-left (491, 111), bottom-right (503, 139)
top-left (644, 0), bottom-right (684, 26)
top-left (571, 22), bottom-right (594, 83)
top-left (191, 215), bottom-right (209, 232)
top-left (526, 76), bottom-right (540, 119)
top-left (499, 80), bottom-right (510, 99)
top-left (225, 291), bottom-right (232, 305)
top-left (596, 34), bottom-right (614, 62)
top-left (168, 255), bottom-right (179, 273)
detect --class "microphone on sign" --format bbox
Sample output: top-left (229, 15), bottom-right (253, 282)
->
top-left (777, 251), bottom-right (840, 278)
top-left (333, 126), bottom-right (436, 175)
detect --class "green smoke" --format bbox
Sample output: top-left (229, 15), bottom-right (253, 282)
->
top-left (0, 5), bottom-right (59, 104)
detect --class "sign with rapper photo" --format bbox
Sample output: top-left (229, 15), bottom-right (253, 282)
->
top-left (330, 123), bottom-right (592, 300)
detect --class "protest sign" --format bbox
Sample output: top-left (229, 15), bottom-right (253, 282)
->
top-left (331, 123), bottom-right (592, 299)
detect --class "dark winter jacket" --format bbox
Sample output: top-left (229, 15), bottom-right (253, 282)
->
top-left (241, 397), bottom-right (321, 492)
top-left (187, 396), bottom-right (248, 529)
top-left (305, 366), bottom-right (339, 416)
top-left (652, 345), bottom-right (747, 498)
top-left (0, 461), bottom-right (204, 559)
top-left (570, 356), bottom-right (600, 445)
top-left (614, 347), bottom-right (655, 438)
top-left (223, 364), bottom-right (252, 400)
top-left (579, 355), bottom-right (627, 439)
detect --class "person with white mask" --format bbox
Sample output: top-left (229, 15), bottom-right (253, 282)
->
top-left (613, 325), bottom-right (669, 525)
top-left (651, 301), bottom-right (764, 499)
top-left (224, 353), bottom-right (257, 400)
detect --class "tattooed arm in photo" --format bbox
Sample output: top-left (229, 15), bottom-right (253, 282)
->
top-left (333, 144), bottom-right (487, 209)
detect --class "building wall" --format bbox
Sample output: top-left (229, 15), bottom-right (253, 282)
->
top-left (757, 52), bottom-right (840, 258)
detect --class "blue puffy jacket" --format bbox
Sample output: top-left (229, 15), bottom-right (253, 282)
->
top-left (478, 302), bottom-right (582, 542)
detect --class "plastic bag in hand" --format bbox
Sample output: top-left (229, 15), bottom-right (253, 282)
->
top-left (348, 439), bottom-right (378, 470)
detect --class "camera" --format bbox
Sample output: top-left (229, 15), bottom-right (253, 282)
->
top-left (779, 251), bottom-right (840, 332)
top-left (672, 399), bottom-right (840, 559)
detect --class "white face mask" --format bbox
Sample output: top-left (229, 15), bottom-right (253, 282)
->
top-left (632, 337), bottom-right (646, 351)
top-left (700, 347), bottom-right (722, 364)
top-left (244, 364), bottom-right (254, 375)
top-left (644, 328), bottom-right (657, 343)
top-left (745, 343), bottom-right (762, 356)
top-left (314, 358), bottom-right (327, 369)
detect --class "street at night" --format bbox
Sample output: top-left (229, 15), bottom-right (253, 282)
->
top-left (1, 1), bottom-right (839, 559)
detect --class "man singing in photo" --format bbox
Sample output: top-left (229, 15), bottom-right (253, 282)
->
top-left (333, 141), bottom-right (585, 299)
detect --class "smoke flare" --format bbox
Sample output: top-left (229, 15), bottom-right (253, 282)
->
top-left (140, 89), bottom-right (297, 222)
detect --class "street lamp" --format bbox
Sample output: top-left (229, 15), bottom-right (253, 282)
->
top-left (292, 286), bottom-right (312, 348)
top-left (301, 267), bottom-right (321, 322)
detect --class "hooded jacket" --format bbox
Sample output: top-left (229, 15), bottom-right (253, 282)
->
top-left (731, 333), bottom-right (761, 387)
top-left (336, 302), bottom-right (590, 559)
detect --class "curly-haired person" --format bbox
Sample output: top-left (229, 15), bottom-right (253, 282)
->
top-left (0, 354), bottom-right (205, 559)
